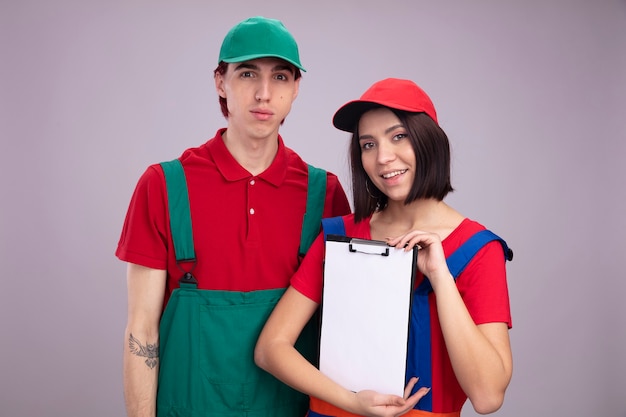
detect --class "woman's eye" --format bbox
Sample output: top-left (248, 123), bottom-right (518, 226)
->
top-left (361, 142), bottom-right (374, 150)
top-left (393, 133), bottom-right (408, 141)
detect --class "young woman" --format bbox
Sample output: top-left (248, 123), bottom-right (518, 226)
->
top-left (255, 78), bottom-right (513, 417)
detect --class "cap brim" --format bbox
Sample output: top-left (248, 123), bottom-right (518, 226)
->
top-left (332, 101), bottom-right (384, 133)
top-left (221, 53), bottom-right (306, 72)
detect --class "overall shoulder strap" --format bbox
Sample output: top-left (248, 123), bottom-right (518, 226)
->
top-left (299, 164), bottom-right (328, 256)
top-left (321, 216), bottom-right (346, 240)
top-left (160, 159), bottom-right (196, 263)
top-left (446, 229), bottom-right (513, 279)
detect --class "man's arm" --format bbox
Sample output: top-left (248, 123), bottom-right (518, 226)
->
top-left (123, 263), bottom-right (166, 417)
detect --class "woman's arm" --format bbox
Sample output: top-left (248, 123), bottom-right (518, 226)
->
top-left (430, 275), bottom-right (512, 414)
top-left (255, 286), bottom-right (428, 417)
top-left (387, 231), bottom-right (512, 414)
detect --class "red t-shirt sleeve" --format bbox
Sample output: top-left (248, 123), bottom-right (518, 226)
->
top-left (290, 232), bottom-right (326, 303)
top-left (457, 239), bottom-right (512, 328)
top-left (291, 173), bottom-right (349, 302)
top-left (324, 173), bottom-right (351, 217)
top-left (115, 165), bottom-right (169, 270)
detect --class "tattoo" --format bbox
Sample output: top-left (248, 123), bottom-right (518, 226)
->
top-left (128, 333), bottom-right (159, 369)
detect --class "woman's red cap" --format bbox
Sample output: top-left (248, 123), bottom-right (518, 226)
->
top-left (332, 78), bottom-right (438, 133)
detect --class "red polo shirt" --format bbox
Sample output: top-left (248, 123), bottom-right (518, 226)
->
top-left (116, 129), bottom-right (351, 305)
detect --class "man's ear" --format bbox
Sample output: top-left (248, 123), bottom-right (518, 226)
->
top-left (292, 77), bottom-right (300, 101)
top-left (215, 73), bottom-right (226, 98)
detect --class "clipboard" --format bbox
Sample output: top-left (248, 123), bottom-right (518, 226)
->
top-left (319, 235), bottom-right (417, 396)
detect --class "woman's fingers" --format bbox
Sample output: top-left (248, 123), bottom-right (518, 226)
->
top-left (387, 231), bottom-right (439, 252)
top-left (403, 377), bottom-right (418, 398)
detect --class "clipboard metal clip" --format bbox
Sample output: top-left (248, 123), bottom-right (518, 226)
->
top-left (348, 238), bottom-right (390, 257)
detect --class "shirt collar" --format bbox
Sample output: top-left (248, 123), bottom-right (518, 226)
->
top-left (208, 128), bottom-right (287, 187)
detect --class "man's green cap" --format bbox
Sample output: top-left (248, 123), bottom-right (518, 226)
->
top-left (218, 16), bottom-right (306, 72)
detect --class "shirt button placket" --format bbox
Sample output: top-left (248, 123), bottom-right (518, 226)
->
top-left (249, 179), bottom-right (256, 217)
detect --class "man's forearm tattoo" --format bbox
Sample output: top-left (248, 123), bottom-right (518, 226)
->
top-left (129, 333), bottom-right (159, 369)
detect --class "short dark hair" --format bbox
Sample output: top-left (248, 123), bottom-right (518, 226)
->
top-left (350, 109), bottom-right (454, 222)
top-left (213, 61), bottom-right (302, 119)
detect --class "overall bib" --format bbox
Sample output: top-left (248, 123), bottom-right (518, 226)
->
top-left (156, 159), bottom-right (327, 417)
top-left (309, 217), bottom-right (514, 417)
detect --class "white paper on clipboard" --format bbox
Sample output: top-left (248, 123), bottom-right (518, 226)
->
top-left (319, 235), bottom-right (417, 397)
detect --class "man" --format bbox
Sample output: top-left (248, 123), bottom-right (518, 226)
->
top-left (116, 16), bottom-right (350, 417)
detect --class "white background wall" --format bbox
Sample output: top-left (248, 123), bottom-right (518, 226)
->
top-left (1, 1), bottom-right (625, 416)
